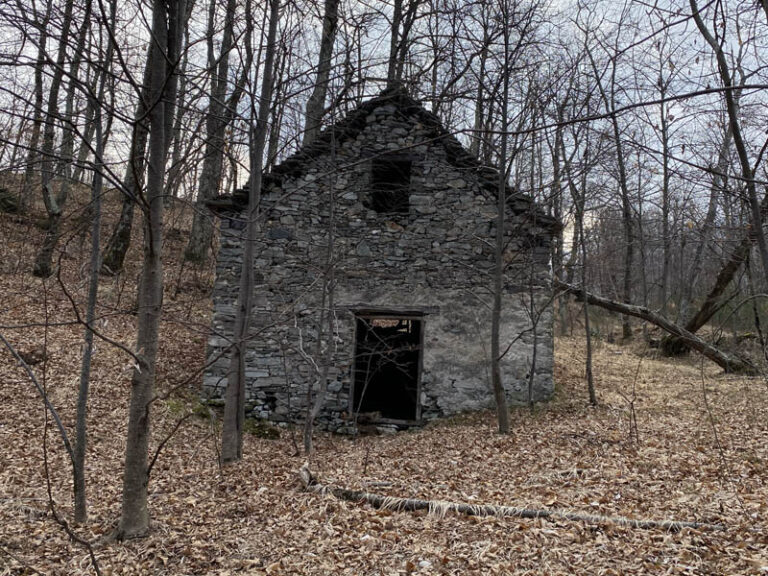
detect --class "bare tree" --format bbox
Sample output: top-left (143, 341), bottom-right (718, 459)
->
top-left (690, 0), bottom-right (768, 286)
top-left (117, 0), bottom-right (184, 538)
top-left (17, 0), bottom-right (52, 214)
top-left (31, 0), bottom-right (76, 277)
top-left (185, 0), bottom-right (243, 262)
top-left (581, 11), bottom-right (636, 341)
top-left (302, 0), bottom-right (339, 146)
top-left (221, 0), bottom-right (280, 465)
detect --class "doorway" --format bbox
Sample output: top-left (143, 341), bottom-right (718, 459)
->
top-left (352, 314), bottom-right (423, 422)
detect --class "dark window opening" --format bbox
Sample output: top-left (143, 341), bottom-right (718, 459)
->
top-left (369, 158), bottom-right (411, 214)
top-left (352, 315), bottom-right (422, 421)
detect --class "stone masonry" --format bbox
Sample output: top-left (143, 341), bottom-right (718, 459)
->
top-left (203, 87), bottom-right (558, 432)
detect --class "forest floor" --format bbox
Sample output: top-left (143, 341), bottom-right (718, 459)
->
top-left (0, 197), bottom-right (767, 575)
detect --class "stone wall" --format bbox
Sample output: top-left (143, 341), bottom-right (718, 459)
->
top-left (203, 95), bottom-right (555, 432)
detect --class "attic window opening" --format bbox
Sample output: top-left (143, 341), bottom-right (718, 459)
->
top-left (370, 158), bottom-right (411, 214)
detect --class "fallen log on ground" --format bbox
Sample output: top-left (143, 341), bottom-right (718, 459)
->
top-left (554, 278), bottom-right (759, 375)
top-left (297, 464), bottom-right (724, 532)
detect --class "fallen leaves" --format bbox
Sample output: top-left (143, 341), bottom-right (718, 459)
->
top-left (0, 210), bottom-right (767, 575)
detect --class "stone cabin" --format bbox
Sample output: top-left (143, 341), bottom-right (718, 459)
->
top-left (203, 87), bottom-right (558, 432)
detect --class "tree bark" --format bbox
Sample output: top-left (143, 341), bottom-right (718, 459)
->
top-left (690, 0), bottom-right (768, 286)
top-left (19, 0), bottom-right (52, 214)
top-left (298, 465), bottom-right (723, 532)
top-left (555, 279), bottom-right (758, 375)
top-left (679, 125), bottom-right (731, 321)
top-left (662, 184), bottom-right (768, 355)
top-left (563, 139), bottom-right (597, 405)
top-left (659, 80), bottom-right (671, 314)
top-left (32, 0), bottom-right (76, 277)
top-left (490, 4), bottom-right (512, 435)
top-left (74, 86), bottom-right (104, 526)
top-left (221, 0), bottom-right (280, 465)
top-left (117, 0), bottom-right (182, 538)
top-left (302, 0), bottom-right (339, 146)
top-left (302, 137), bottom-right (336, 455)
top-left (102, 0), bottom-right (183, 274)
top-left (184, 0), bottom-right (238, 263)
top-left (101, 56), bottom-right (152, 275)
top-left (586, 39), bottom-right (634, 340)
top-left (73, 0), bottom-right (111, 524)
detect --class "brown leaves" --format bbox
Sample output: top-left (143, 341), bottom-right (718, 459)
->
top-left (1, 211), bottom-right (768, 575)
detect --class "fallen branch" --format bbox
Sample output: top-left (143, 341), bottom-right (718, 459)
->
top-left (554, 279), bottom-right (759, 375)
top-left (297, 465), bottom-right (724, 532)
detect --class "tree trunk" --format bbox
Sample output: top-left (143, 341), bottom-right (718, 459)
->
top-left (387, 0), bottom-right (404, 86)
top-left (163, 6), bottom-right (193, 204)
top-left (101, 57), bottom-right (152, 275)
top-left (662, 184), bottom-right (768, 355)
top-left (185, 0), bottom-right (249, 263)
top-left (221, 0), bottom-right (280, 465)
top-left (302, 0), bottom-right (339, 146)
top-left (490, 7), bottom-right (511, 435)
top-left (679, 125), bottom-right (730, 321)
top-left (302, 136), bottom-right (336, 455)
top-left (659, 83), bottom-right (671, 313)
top-left (690, 0), bottom-right (768, 286)
top-left (19, 0), bottom-right (52, 214)
top-left (469, 39), bottom-right (488, 159)
top-left (73, 0), bottom-right (112, 524)
top-left (74, 89), bottom-right (104, 526)
top-left (556, 279), bottom-right (758, 375)
top-left (298, 465), bottom-right (721, 532)
top-left (32, 0), bottom-right (76, 277)
top-left (117, 0), bottom-right (182, 539)
top-left (564, 140), bottom-right (597, 405)
top-left (586, 44), bottom-right (634, 340)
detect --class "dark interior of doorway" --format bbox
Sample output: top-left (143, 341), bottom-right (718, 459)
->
top-left (353, 315), bottom-right (422, 421)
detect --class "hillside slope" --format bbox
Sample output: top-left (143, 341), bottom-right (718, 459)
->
top-left (0, 209), bottom-right (766, 575)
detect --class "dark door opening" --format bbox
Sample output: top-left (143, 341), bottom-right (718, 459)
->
top-left (352, 315), bottom-right (422, 422)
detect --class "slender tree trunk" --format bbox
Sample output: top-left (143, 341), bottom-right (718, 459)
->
top-left (117, 0), bottom-right (182, 538)
top-left (32, 0), bottom-right (76, 277)
top-left (690, 0), bottom-right (768, 286)
top-left (302, 0), bottom-right (339, 146)
top-left (185, 0), bottom-right (249, 262)
top-left (490, 6), bottom-right (511, 435)
top-left (469, 40), bottom-right (487, 159)
top-left (659, 85), bottom-right (671, 313)
top-left (562, 132), bottom-right (596, 403)
top-left (164, 11), bottom-right (193, 203)
top-left (19, 0), bottom-right (52, 214)
top-left (387, 0), bottom-right (404, 86)
top-left (267, 57), bottom-right (287, 168)
top-left (101, 57), bottom-right (152, 275)
top-left (550, 98), bottom-right (569, 335)
top-left (615, 121), bottom-right (634, 340)
top-left (679, 124), bottom-right (730, 320)
top-left (221, 0), bottom-right (280, 464)
top-left (586, 45), bottom-right (634, 340)
top-left (303, 135), bottom-right (336, 455)
top-left (103, 0), bottom-right (184, 274)
top-left (578, 204), bottom-right (596, 405)
top-left (71, 66), bottom-right (101, 184)
top-left (74, 90), bottom-right (104, 526)
top-left (73, 0), bottom-right (111, 524)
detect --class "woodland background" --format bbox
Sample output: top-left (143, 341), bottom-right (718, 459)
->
top-left (0, 0), bottom-right (767, 573)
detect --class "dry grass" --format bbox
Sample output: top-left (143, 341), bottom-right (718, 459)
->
top-left (0, 207), bottom-right (766, 575)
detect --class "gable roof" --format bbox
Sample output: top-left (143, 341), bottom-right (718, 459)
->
top-left (210, 86), bottom-right (558, 233)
